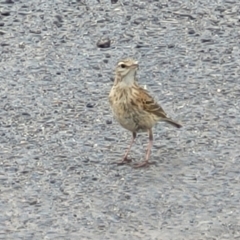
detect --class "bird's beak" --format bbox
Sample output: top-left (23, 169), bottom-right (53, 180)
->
top-left (130, 63), bottom-right (139, 69)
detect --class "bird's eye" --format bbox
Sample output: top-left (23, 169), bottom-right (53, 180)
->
top-left (120, 64), bottom-right (126, 68)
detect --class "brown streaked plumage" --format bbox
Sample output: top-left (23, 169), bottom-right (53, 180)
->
top-left (109, 58), bottom-right (182, 167)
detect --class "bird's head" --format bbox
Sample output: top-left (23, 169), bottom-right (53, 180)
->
top-left (115, 59), bottom-right (139, 85)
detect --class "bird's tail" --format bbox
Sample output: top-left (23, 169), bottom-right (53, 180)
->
top-left (164, 118), bottom-right (182, 128)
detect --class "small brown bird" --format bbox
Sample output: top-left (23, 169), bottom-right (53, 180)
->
top-left (109, 58), bottom-right (182, 167)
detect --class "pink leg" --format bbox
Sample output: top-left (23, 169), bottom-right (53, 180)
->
top-left (118, 132), bottom-right (137, 164)
top-left (134, 129), bottom-right (153, 168)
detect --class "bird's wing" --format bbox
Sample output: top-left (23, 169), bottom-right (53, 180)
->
top-left (136, 86), bottom-right (168, 119)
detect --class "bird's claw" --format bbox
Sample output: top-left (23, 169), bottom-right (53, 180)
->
top-left (116, 156), bottom-right (132, 165)
top-left (133, 161), bottom-right (149, 168)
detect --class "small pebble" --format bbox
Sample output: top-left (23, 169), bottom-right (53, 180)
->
top-left (86, 103), bottom-right (95, 108)
top-left (97, 37), bottom-right (111, 48)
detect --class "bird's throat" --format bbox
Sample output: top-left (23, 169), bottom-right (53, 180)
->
top-left (120, 71), bottom-right (136, 87)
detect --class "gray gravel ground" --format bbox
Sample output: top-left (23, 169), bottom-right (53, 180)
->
top-left (1, 0), bottom-right (240, 239)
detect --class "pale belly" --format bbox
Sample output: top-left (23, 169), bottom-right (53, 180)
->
top-left (109, 86), bottom-right (159, 132)
top-left (115, 113), bottom-right (142, 132)
top-left (111, 102), bottom-right (155, 133)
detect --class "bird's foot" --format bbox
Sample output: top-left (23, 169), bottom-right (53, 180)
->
top-left (116, 156), bottom-right (132, 165)
top-left (133, 161), bottom-right (155, 168)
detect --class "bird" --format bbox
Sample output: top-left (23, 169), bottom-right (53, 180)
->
top-left (108, 58), bottom-right (182, 167)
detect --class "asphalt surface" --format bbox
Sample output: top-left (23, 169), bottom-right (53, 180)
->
top-left (1, 0), bottom-right (240, 239)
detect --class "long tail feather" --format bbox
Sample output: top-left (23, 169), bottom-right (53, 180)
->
top-left (164, 118), bottom-right (182, 128)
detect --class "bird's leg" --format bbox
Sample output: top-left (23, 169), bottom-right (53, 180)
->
top-left (134, 129), bottom-right (153, 168)
top-left (118, 132), bottom-right (137, 164)
top-left (145, 129), bottom-right (153, 162)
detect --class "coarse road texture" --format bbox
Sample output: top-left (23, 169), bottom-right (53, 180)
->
top-left (0, 0), bottom-right (240, 239)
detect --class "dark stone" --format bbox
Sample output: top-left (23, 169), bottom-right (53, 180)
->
top-left (1, 11), bottom-right (10, 16)
top-left (86, 103), bottom-right (95, 108)
top-left (29, 29), bottom-right (41, 34)
top-left (188, 29), bottom-right (195, 34)
top-left (97, 37), bottom-right (111, 48)
top-left (106, 120), bottom-right (112, 124)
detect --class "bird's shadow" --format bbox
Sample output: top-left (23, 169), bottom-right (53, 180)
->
top-left (112, 158), bottom-right (158, 168)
